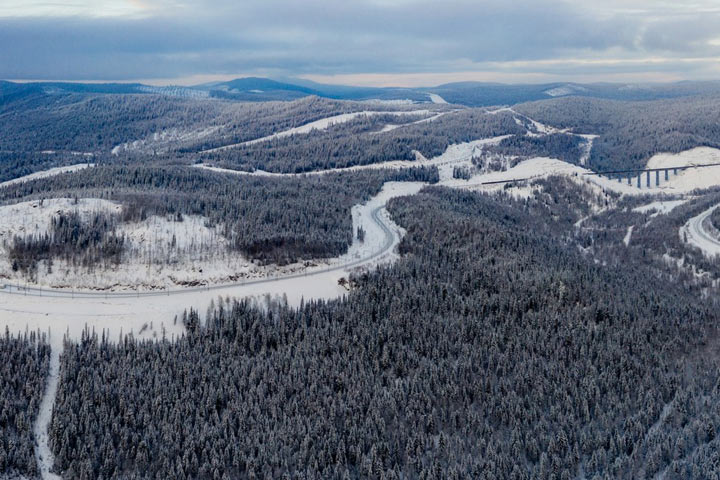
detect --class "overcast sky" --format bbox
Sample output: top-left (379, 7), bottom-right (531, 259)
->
top-left (2, 0), bottom-right (720, 86)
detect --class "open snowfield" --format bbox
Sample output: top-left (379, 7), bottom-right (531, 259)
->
top-left (427, 93), bottom-right (448, 104)
top-left (202, 110), bottom-right (434, 153)
top-left (0, 163), bottom-right (94, 189)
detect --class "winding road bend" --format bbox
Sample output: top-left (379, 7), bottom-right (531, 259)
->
top-left (682, 205), bottom-right (720, 257)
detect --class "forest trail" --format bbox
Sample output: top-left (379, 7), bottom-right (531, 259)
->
top-left (33, 343), bottom-right (62, 480)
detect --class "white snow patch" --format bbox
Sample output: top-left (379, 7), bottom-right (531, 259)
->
top-left (427, 93), bottom-right (448, 104)
top-left (544, 85), bottom-right (587, 97)
top-left (633, 199), bottom-right (689, 216)
top-left (0, 198), bottom-right (122, 239)
top-left (0, 164), bottom-right (94, 190)
top-left (361, 99), bottom-right (416, 106)
top-left (623, 226), bottom-right (634, 246)
top-left (577, 134), bottom-right (598, 166)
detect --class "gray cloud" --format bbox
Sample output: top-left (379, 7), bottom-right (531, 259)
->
top-left (1, 0), bottom-right (719, 83)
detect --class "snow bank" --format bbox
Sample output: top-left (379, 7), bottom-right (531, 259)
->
top-left (0, 164), bottom-right (94, 190)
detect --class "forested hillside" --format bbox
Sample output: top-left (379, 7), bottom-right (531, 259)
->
top-left (47, 186), bottom-right (720, 479)
top-left (0, 165), bottom-right (438, 265)
top-left (204, 109), bottom-right (523, 173)
top-left (0, 93), bottom-right (369, 155)
top-left (0, 332), bottom-right (50, 479)
top-left (515, 96), bottom-right (720, 172)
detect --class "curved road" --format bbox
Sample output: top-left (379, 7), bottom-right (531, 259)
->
top-left (682, 204), bottom-right (720, 256)
top-left (0, 205), bottom-right (396, 299)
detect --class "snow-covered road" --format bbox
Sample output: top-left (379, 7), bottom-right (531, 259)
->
top-left (681, 204), bottom-right (720, 257)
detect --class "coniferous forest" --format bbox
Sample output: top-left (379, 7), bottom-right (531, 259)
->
top-left (4, 83), bottom-right (720, 480)
top-left (45, 187), bottom-right (720, 479)
top-left (0, 332), bottom-right (50, 478)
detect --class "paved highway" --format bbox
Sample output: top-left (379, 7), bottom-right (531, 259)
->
top-left (682, 204), bottom-right (720, 257)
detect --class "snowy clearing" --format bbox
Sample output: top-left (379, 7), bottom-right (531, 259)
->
top-left (201, 110), bottom-right (434, 153)
top-left (0, 164), bottom-right (94, 190)
top-left (427, 93), bottom-right (448, 104)
top-left (577, 134), bottom-right (598, 166)
top-left (633, 199), bottom-right (689, 216)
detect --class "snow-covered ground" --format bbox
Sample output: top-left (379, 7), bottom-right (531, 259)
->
top-left (623, 226), bottom-right (634, 246)
top-left (427, 93), bottom-right (448, 104)
top-left (643, 147), bottom-right (720, 192)
top-left (0, 164), bottom-right (94, 190)
top-left (202, 110), bottom-right (434, 153)
top-left (633, 199), bottom-right (689, 216)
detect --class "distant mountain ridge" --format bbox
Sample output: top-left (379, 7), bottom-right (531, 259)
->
top-left (3, 78), bottom-right (720, 106)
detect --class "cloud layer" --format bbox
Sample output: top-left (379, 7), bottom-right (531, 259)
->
top-left (2, 0), bottom-right (720, 85)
